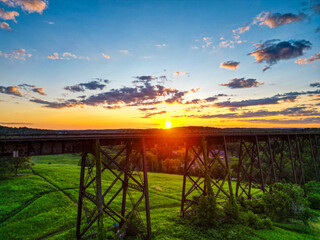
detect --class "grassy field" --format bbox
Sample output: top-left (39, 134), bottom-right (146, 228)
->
top-left (0, 154), bottom-right (319, 239)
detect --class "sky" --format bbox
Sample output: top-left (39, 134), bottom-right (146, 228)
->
top-left (0, 0), bottom-right (319, 130)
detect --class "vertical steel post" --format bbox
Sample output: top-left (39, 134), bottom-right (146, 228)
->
top-left (180, 143), bottom-right (189, 217)
top-left (255, 136), bottom-right (265, 192)
top-left (95, 140), bottom-right (104, 240)
top-left (267, 135), bottom-right (277, 183)
top-left (142, 138), bottom-right (151, 239)
top-left (76, 152), bottom-right (87, 239)
top-left (120, 142), bottom-right (131, 227)
top-left (202, 137), bottom-right (209, 195)
top-left (309, 134), bottom-right (319, 181)
top-left (236, 141), bottom-right (243, 197)
top-left (295, 135), bottom-right (305, 185)
top-left (287, 135), bottom-right (297, 184)
top-left (223, 136), bottom-right (234, 200)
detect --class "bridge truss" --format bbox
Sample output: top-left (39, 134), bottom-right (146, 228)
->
top-left (0, 132), bottom-right (319, 239)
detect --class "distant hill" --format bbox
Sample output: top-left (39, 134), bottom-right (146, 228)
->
top-left (0, 124), bottom-right (319, 135)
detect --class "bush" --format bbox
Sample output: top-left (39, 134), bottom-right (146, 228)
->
top-left (306, 192), bottom-right (320, 210)
top-left (224, 199), bottom-right (239, 221)
top-left (261, 183), bottom-right (311, 222)
top-left (241, 211), bottom-right (272, 229)
top-left (238, 197), bottom-right (264, 214)
top-left (305, 181), bottom-right (320, 210)
top-left (193, 194), bottom-right (224, 228)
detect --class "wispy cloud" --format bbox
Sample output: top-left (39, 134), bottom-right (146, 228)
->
top-left (0, 48), bottom-right (32, 60)
top-left (220, 61), bottom-right (240, 70)
top-left (0, 21), bottom-right (10, 30)
top-left (249, 39), bottom-right (311, 71)
top-left (233, 11), bottom-right (306, 34)
top-left (173, 71), bottom-right (187, 77)
top-left (0, 0), bottom-right (48, 14)
top-left (119, 50), bottom-right (129, 54)
top-left (0, 122), bottom-right (32, 125)
top-left (0, 84), bottom-right (46, 97)
top-left (221, 78), bottom-right (264, 89)
top-left (102, 53), bottom-right (110, 59)
top-left (47, 52), bottom-right (89, 60)
top-left (155, 44), bottom-right (166, 48)
top-left (141, 110), bottom-right (167, 118)
top-left (64, 79), bottom-right (108, 92)
top-left (0, 8), bottom-right (19, 22)
top-left (295, 52), bottom-right (320, 65)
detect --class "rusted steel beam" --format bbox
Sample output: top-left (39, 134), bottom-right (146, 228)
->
top-left (180, 144), bottom-right (189, 217)
top-left (142, 138), bottom-right (151, 239)
top-left (287, 135), bottom-right (297, 184)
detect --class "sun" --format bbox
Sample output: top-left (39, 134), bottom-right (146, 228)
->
top-left (165, 121), bottom-right (172, 129)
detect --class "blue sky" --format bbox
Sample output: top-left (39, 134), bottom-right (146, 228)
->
top-left (0, 0), bottom-right (319, 129)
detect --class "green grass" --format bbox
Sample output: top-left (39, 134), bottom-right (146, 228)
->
top-left (0, 154), bottom-right (319, 239)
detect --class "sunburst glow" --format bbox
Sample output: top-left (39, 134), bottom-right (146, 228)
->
top-left (165, 121), bottom-right (172, 129)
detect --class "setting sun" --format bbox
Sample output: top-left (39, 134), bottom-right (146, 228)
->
top-left (165, 121), bottom-right (172, 129)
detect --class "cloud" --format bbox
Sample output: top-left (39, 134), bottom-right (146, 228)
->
top-left (173, 71), bottom-right (187, 77)
top-left (47, 21), bottom-right (54, 24)
top-left (234, 11), bottom-right (306, 34)
top-left (32, 75), bottom-right (198, 109)
top-left (249, 39), bottom-right (311, 70)
top-left (64, 80), bottom-right (108, 92)
top-left (119, 50), bottom-right (129, 54)
top-left (102, 53), bottom-right (110, 59)
top-left (18, 83), bottom-right (46, 95)
top-left (138, 107), bottom-right (157, 111)
top-left (0, 8), bottom-right (19, 22)
top-left (0, 0), bottom-right (48, 14)
top-left (155, 44), bottom-right (166, 48)
top-left (295, 52), bottom-right (320, 65)
top-left (0, 48), bottom-right (32, 60)
top-left (220, 61), bottom-right (240, 70)
top-left (258, 12), bottom-right (306, 28)
top-left (0, 85), bottom-right (22, 97)
top-left (191, 106), bottom-right (319, 119)
top-left (62, 52), bottom-right (76, 59)
top-left (214, 89), bottom-right (320, 108)
top-left (141, 111), bottom-right (167, 118)
top-left (47, 52), bottom-right (59, 59)
top-left (29, 98), bottom-right (80, 109)
top-left (241, 117), bottom-right (320, 124)
top-left (47, 52), bottom-right (88, 60)
top-left (221, 78), bottom-right (264, 89)
top-left (0, 21), bottom-right (10, 30)
top-left (0, 122), bottom-right (32, 125)
top-left (310, 82), bottom-right (320, 88)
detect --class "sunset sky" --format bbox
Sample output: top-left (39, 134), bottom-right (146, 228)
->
top-left (0, 0), bottom-right (319, 130)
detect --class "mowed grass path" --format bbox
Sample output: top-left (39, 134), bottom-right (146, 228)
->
top-left (0, 154), bottom-right (319, 239)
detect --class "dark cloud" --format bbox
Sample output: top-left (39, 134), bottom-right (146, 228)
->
top-left (220, 61), bottom-right (240, 70)
top-left (64, 80), bottom-right (107, 92)
top-left (249, 39), bottom-right (312, 70)
top-left (178, 106), bottom-right (319, 120)
top-left (310, 82), bottom-right (320, 88)
top-left (141, 111), bottom-right (167, 118)
top-left (0, 85), bottom-right (23, 97)
top-left (221, 78), bottom-right (264, 89)
top-left (215, 95), bottom-right (296, 108)
top-left (241, 117), bottom-right (320, 124)
top-left (138, 107), bottom-right (157, 111)
top-left (29, 98), bottom-right (80, 109)
top-left (259, 12), bottom-right (306, 28)
top-left (0, 122), bottom-right (32, 125)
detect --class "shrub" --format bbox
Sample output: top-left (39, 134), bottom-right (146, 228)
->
top-left (224, 199), bottom-right (239, 221)
top-left (241, 211), bottom-right (272, 229)
top-left (261, 183), bottom-right (311, 222)
top-left (193, 194), bottom-right (224, 228)
top-left (305, 181), bottom-right (320, 210)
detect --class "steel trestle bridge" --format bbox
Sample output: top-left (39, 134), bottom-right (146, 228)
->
top-left (1, 132), bottom-right (319, 239)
